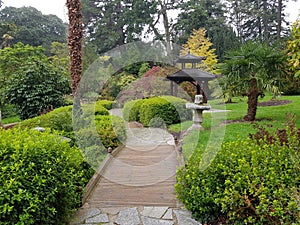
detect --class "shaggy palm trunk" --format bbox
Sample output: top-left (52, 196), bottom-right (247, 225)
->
top-left (243, 78), bottom-right (260, 121)
top-left (66, 0), bottom-right (83, 115)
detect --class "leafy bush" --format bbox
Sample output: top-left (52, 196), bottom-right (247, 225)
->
top-left (19, 105), bottom-right (126, 150)
top-left (0, 104), bottom-right (18, 119)
top-left (97, 100), bottom-right (114, 110)
top-left (176, 128), bottom-right (300, 224)
top-left (123, 96), bottom-right (191, 127)
top-left (0, 129), bottom-right (93, 225)
top-left (18, 106), bottom-right (74, 140)
top-left (6, 60), bottom-right (70, 119)
top-left (83, 103), bottom-right (109, 116)
top-left (122, 99), bottom-right (145, 122)
top-left (95, 115), bottom-right (126, 148)
top-left (139, 96), bottom-right (192, 127)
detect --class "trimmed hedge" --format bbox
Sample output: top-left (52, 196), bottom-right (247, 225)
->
top-left (18, 103), bottom-right (126, 164)
top-left (123, 96), bottom-right (192, 127)
top-left (96, 100), bottom-right (114, 110)
top-left (122, 99), bottom-right (145, 122)
top-left (0, 129), bottom-right (93, 225)
top-left (175, 129), bottom-right (300, 224)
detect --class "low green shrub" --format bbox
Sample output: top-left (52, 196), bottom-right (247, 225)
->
top-left (0, 129), bottom-right (93, 225)
top-left (139, 96), bottom-right (192, 127)
top-left (0, 104), bottom-right (18, 119)
top-left (97, 100), bottom-right (114, 110)
top-left (18, 106), bottom-right (74, 140)
top-left (176, 128), bottom-right (300, 224)
top-left (95, 115), bottom-right (126, 149)
top-left (83, 103), bottom-right (109, 116)
top-left (122, 99), bottom-right (145, 122)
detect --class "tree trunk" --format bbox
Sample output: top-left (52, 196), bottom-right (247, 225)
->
top-left (276, 0), bottom-right (282, 40)
top-left (67, 0), bottom-right (83, 95)
top-left (159, 0), bottom-right (171, 56)
top-left (66, 0), bottom-right (83, 114)
top-left (243, 78), bottom-right (260, 121)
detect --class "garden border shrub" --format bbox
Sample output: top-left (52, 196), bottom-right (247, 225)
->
top-left (0, 129), bottom-right (93, 225)
top-left (175, 128), bottom-right (300, 224)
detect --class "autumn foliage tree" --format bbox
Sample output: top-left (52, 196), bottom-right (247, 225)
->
top-left (287, 16), bottom-right (300, 77)
top-left (181, 28), bottom-right (218, 72)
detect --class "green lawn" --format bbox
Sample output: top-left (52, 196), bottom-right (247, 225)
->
top-left (169, 95), bottom-right (300, 159)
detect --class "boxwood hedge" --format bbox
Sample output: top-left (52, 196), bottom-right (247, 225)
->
top-left (0, 129), bottom-right (93, 225)
top-left (175, 129), bottom-right (300, 224)
top-left (123, 96), bottom-right (192, 127)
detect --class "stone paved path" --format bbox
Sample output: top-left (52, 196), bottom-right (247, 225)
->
top-left (70, 205), bottom-right (201, 225)
top-left (70, 111), bottom-right (202, 225)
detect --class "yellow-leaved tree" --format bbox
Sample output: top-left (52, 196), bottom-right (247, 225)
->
top-left (181, 28), bottom-right (218, 72)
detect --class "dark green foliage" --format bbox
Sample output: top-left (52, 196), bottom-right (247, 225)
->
top-left (0, 6), bottom-right (67, 52)
top-left (0, 129), bottom-right (93, 225)
top-left (0, 104), bottom-right (18, 119)
top-left (123, 96), bottom-right (192, 127)
top-left (176, 126), bottom-right (300, 224)
top-left (7, 60), bottom-right (70, 120)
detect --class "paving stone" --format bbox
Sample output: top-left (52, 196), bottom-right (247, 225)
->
top-left (141, 216), bottom-right (174, 225)
top-left (162, 208), bottom-right (173, 220)
top-left (84, 208), bottom-right (101, 219)
top-left (115, 207), bottom-right (140, 225)
top-left (70, 208), bottom-right (101, 224)
top-left (141, 206), bottom-right (169, 219)
top-left (86, 214), bottom-right (109, 223)
top-left (174, 209), bottom-right (202, 225)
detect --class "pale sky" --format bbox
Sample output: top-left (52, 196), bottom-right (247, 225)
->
top-left (2, 0), bottom-right (300, 24)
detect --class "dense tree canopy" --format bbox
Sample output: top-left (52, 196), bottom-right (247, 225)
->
top-left (0, 43), bottom-right (70, 119)
top-left (0, 6), bottom-right (67, 52)
top-left (225, 0), bottom-right (290, 42)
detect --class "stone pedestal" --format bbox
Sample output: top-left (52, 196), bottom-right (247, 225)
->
top-left (186, 103), bottom-right (211, 131)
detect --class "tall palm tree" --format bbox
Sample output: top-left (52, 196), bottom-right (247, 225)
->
top-left (66, 0), bottom-right (83, 112)
top-left (219, 41), bottom-right (287, 121)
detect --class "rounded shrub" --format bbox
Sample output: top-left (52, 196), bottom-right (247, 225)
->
top-left (96, 100), bottom-right (114, 110)
top-left (122, 99), bottom-right (145, 122)
top-left (95, 115), bottom-right (126, 148)
top-left (175, 131), bottom-right (300, 224)
top-left (139, 96), bottom-right (192, 127)
top-left (83, 103), bottom-right (109, 116)
top-left (0, 128), bottom-right (93, 225)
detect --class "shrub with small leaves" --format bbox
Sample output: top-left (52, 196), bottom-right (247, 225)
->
top-left (122, 99), bottom-right (145, 122)
top-left (176, 126), bottom-right (300, 224)
top-left (139, 96), bottom-right (192, 127)
top-left (0, 129), bottom-right (93, 225)
top-left (123, 96), bottom-right (192, 127)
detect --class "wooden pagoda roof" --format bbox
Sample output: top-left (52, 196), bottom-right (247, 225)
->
top-left (176, 53), bottom-right (206, 64)
top-left (167, 68), bottom-right (217, 83)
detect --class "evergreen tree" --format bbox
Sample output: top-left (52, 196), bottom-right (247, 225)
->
top-left (225, 0), bottom-right (290, 42)
top-left (175, 0), bottom-right (239, 60)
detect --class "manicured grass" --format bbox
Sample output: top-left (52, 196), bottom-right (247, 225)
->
top-left (1, 116), bottom-right (21, 125)
top-left (169, 95), bottom-right (300, 160)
